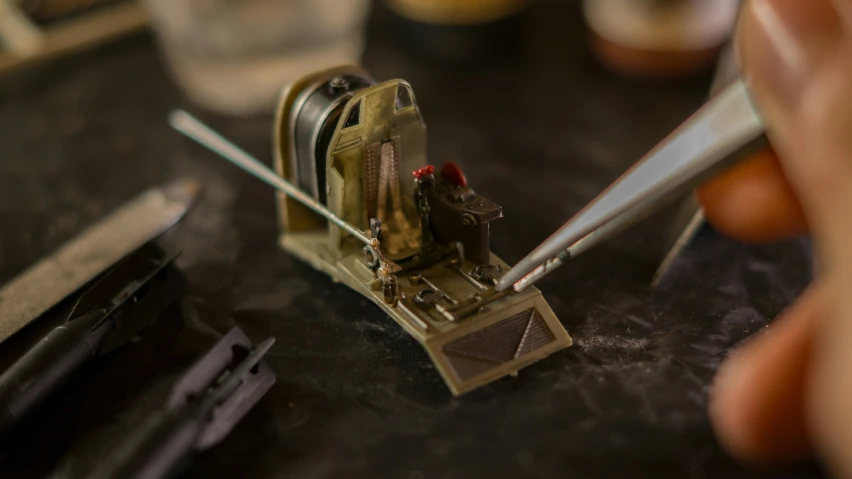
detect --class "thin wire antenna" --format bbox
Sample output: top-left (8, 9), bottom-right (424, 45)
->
top-left (168, 110), bottom-right (374, 247)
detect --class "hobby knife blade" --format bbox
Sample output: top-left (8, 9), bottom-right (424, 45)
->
top-left (0, 177), bottom-right (201, 344)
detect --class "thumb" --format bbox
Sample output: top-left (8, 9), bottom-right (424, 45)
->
top-left (739, 0), bottom-right (852, 255)
top-left (739, 0), bottom-right (852, 475)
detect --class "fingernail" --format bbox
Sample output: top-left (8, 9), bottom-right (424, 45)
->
top-left (738, 0), bottom-right (845, 130)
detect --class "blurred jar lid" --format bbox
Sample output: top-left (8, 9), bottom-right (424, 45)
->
top-left (584, 0), bottom-right (740, 51)
top-left (384, 0), bottom-right (529, 25)
top-left (584, 0), bottom-right (740, 78)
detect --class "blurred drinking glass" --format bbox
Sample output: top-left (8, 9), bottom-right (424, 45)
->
top-left (143, 0), bottom-right (371, 116)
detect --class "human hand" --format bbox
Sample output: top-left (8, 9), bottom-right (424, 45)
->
top-left (695, 0), bottom-right (852, 475)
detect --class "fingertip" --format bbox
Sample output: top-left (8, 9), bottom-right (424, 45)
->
top-left (709, 287), bottom-right (822, 464)
top-left (710, 350), bottom-right (765, 462)
top-left (709, 345), bottom-right (804, 465)
top-left (697, 148), bottom-right (808, 242)
top-left (710, 345), bottom-right (810, 465)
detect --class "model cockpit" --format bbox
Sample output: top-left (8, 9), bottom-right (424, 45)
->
top-left (171, 65), bottom-right (571, 395)
top-left (271, 66), bottom-right (571, 395)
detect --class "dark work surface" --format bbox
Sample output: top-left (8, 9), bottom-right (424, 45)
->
top-left (0, 2), bottom-right (821, 478)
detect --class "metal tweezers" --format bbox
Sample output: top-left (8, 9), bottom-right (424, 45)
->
top-left (496, 78), bottom-right (769, 292)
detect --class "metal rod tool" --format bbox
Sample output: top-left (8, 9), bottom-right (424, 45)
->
top-left (0, 242), bottom-right (187, 440)
top-left (0, 178), bottom-right (200, 344)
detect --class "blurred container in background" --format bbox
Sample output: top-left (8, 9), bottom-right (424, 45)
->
top-left (583, 0), bottom-right (740, 79)
top-left (1, 0), bottom-right (148, 74)
top-left (383, 0), bottom-right (530, 64)
top-left (143, 0), bottom-right (371, 116)
top-left (16, 0), bottom-right (126, 22)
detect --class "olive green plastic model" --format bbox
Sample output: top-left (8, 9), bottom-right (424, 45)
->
top-left (273, 65), bottom-right (572, 396)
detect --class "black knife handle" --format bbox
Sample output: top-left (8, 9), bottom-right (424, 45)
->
top-left (0, 312), bottom-right (111, 441)
top-left (89, 407), bottom-right (202, 479)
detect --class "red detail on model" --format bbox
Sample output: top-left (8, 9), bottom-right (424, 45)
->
top-left (441, 162), bottom-right (467, 187)
top-left (413, 165), bottom-right (435, 179)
